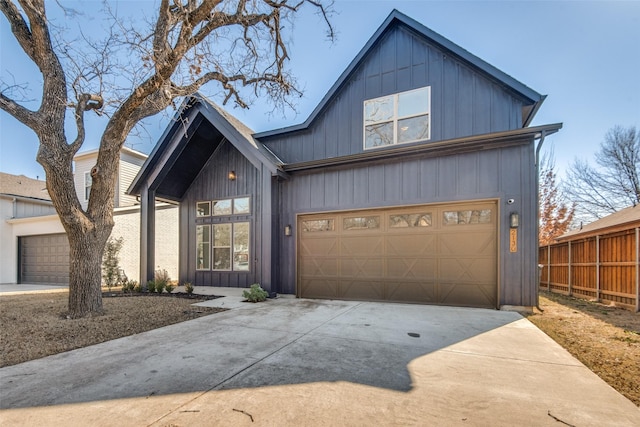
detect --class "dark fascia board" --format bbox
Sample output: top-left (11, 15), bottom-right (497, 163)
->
top-left (283, 123), bottom-right (562, 172)
top-left (127, 97), bottom-right (198, 196)
top-left (128, 94), bottom-right (285, 197)
top-left (255, 9), bottom-right (543, 139)
top-left (194, 95), bottom-right (283, 175)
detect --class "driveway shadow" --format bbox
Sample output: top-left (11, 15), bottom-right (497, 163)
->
top-left (0, 299), bottom-right (522, 409)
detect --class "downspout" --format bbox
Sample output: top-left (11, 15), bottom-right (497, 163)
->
top-left (534, 130), bottom-right (547, 312)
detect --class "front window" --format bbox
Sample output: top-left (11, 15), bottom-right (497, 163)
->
top-left (195, 196), bottom-right (251, 271)
top-left (364, 86), bottom-right (431, 149)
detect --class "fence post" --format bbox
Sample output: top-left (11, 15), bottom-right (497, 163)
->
top-left (636, 228), bottom-right (639, 312)
top-left (568, 241), bottom-right (572, 296)
top-left (547, 244), bottom-right (551, 291)
top-left (596, 235), bottom-right (600, 302)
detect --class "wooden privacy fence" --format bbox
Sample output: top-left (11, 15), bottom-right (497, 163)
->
top-left (539, 228), bottom-right (640, 312)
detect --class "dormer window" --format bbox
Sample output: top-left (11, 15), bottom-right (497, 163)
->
top-left (364, 86), bottom-right (431, 149)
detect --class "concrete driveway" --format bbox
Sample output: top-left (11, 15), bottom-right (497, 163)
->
top-left (1, 298), bottom-right (638, 426)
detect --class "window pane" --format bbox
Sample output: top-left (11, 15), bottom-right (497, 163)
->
top-left (302, 219), bottom-right (334, 232)
top-left (233, 222), bottom-right (250, 271)
top-left (364, 96), bottom-right (393, 124)
top-left (233, 197), bottom-right (250, 214)
top-left (196, 225), bottom-right (210, 270)
top-left (398, 87), bottom-right (429, 117)
top-left (196, 201), bottom-right (210, 217)
top-left (213, 224), bottom-right (231, 246)
top-left (365, 122), bottom-right (394, 148)
top-left (397, 115), bottom-right (429, 143)
top-left (343, 216), bottom-right (380, 230)
top-left (389, 213), bottom-right (432, 228)
top-left (213, 199), bottom-right (232, 215)
top-left (444, 209), bottom-right (492, 225)
top-left (213, 248), bottom-right (231, 270)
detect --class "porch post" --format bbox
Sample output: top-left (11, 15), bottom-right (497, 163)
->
top-left (140, 183), bottom-right (156, 285)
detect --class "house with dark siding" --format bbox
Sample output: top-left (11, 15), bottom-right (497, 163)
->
top-left (129, 10), bottom-right (562, 310)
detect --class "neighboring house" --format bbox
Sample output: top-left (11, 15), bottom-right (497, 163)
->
top-left (540, 205), bottom-right (640, 311)
top-left (129, 10), bottom-right (561, 310)
top-left (0, 147), bottom-right (179, 285)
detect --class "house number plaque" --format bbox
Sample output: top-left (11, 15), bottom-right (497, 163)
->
top-left (509, 229), bottom-right (517, 252)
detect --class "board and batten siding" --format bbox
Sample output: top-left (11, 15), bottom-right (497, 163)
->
top-left (261, 25), bottom-right (525, 164)
top-left (275, 142), bottom-right (538, 307)
top-left (179, 141), bottom-right (262, 287)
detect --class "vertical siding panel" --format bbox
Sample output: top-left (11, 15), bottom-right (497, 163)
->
top-left (324, 170), bottom-right (339, 208)
top-left (402, 159), bottom-right (420, 200)
top-left (478, 150), bottom-right (500, 193)
top-left (419, 157), bottom-right (437, 199)
top-left (384, 163), bottom-right (402, 203)
top-left (457, 152), bottom-right (479, 195)
top-left (473, 75), bottom-right (491, 135)
top-left (368, 165), bottom-right (385, 204)
top-left (338, 168), bottom-right (355, 206)
top-left (437, 156), bottom-right (457, 199)
top-left (325, 100), bottom-right (339, 158)
top-left (309, 172), bottom-right (325, 209)
top-left (457, 65), bottom-right (473, 137)
top-left (491, 87), bottom-right (509, 132)
top-left (442, 57), bottom-right (457, 140)
top-left (353, 166), bottom-right (370, 205)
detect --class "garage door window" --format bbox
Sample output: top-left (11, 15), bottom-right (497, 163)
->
top-left (443, 209), bottom-right (492, 225)
top-left (302, 219), bottom-right (334, 232)
top-left (389, 213), bottom-right (432, 228)
top-left (344, 216), bottom-right (380, 230)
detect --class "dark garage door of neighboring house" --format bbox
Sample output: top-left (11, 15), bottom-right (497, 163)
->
top-left (19, 234), bottom-right (70, 284)
top-left (298, 202), bottom-right (497, 308)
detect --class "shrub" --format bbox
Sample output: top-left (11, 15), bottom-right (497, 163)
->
top-left (133, 282), bottom-right (143, 293)
top-left (184, 282), bottom-right (194, 295)
top-left (155, 281), bottom-right (165, 294)
top-left (102, 237), bottom-right (124, 291)
top-left (165, 283), bottom-right (175, 294)
top-left (243, 283), bottom-right (268, 303)
top-left (154, 269), bottom-right (171, 289)
top-left (146, 281), bottom-right (156, 293)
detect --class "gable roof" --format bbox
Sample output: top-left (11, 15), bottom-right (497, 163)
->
top-left (0, 172), bottom-right (50, 201)
top-left (556, 205), bottom-right (640, 242)
top-left (255, 9), bottom-right (544, 139)
top-left (128, 94), bottom-right (283, 199)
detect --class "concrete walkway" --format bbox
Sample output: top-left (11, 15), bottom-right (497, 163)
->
top-left (1, 298), bottom-right (638, 426)
top-left (0, 283), bottom-right (68, 295)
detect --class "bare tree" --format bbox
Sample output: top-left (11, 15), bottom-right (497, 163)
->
top-left (0, 0), bottom-right (333, 318)
top-left (565, 125), bottom-right (640, 221)
top-left (539, 151), bottom-right (575, 245)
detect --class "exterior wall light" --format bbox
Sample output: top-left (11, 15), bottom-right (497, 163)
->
top-left (510, 212), bottom-right (519, 228)
top-left (284, 225), bottom-right (292, 236)
top-left (228, 171), bottom-right (236, 181)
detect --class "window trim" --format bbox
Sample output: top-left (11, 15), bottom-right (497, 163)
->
top-left (363, 86), bottom-right (431, 150)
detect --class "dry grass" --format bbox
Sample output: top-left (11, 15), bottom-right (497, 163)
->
top-left (0, 291), bottom-right (225, 368)
top-left (528, 292), bottom-right (640, 406)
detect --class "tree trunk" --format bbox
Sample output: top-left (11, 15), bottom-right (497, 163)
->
top-left (67, 230), bottom-right (107, 318)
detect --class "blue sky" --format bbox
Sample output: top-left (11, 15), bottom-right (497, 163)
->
top-left (1, 0), bottom-right (639, 180)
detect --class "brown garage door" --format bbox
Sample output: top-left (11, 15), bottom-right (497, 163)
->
top-left (298, 202), bottom-right (497, 308)
top-left (20, 234), bottom-right (70, 284)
